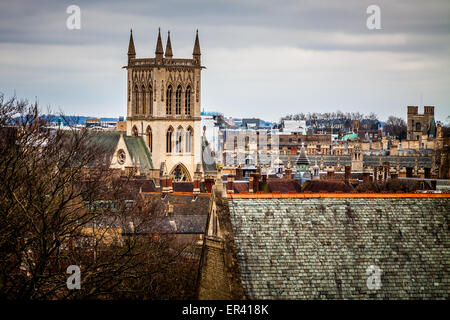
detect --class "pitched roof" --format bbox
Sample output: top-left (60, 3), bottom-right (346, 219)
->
top-left (227, 196), bottom-right (450, 299)
top-left (295, 145), bottom-right (309, 166)
top-left (302, 180), bottom-right (355, 192)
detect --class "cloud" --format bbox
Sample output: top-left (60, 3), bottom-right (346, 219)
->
top-left (0, 0), bottom-right (449, 122)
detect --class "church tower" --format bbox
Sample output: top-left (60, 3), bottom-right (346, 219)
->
top-left (125, 28), bottom-right (204, 181)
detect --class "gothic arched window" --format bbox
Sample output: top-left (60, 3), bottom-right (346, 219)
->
top-left (416, 122), bottom-right (421, 131)
top-left (148, 85), bottom-right (153, 115)
top-left (166, 85), bottom-right (173, 115)
top-left (185, 127), bottom-right (193, 153)
top-left (132, 125), bottom-right (138, 137)
top-left (166, 127), bottom-right (173, 153)
top-left (176, 85), bottom-right (182, 115)
top-left (175, 127), bottom-right (183, 153)
top-left (185, 85), bottom-right (191, 115)
top-left (146, 126), bottom-right (152, 153)
top-left (141, 85), bottom-right (146, 114)
top-left (134, 85), bottom-right (139, 115)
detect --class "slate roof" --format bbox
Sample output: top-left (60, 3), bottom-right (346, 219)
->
top-left (295, 146), bottom-right (310, 166)
top-left (267, 180), bottom-right (302, 193)
top-left (173, 182), bottom-right (194, 193)
top-left (122, 215), bottom-right (207, 234)
top-left (302, 180), bottom-right (355, 192)
top-left (85, 132), bottom-right (153, 170)
top-left (227, 197), bottom-right (450, 299)
top-left (142, 193), bottom-right (210, 216)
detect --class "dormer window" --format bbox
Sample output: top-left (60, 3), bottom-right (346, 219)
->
top-left (117, 149), bottom-right (126, 165)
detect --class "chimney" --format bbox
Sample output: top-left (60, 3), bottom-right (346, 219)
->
top-left (252, 172), bottom-right (260, 192)
top-left (204, 176), bottom-right (214, 193)
top-left (193, 163), bottom-right (202, 195)
top-left (327, 169), bottom-right (334, 180)
top-left (235, 166), bottom-right (243, 180)
top-left (284, 167), bottom-right (293, 180)
top-left (161, 173), bottom-right (173, 194)
top-left (227, 175), bottom-right (235, 193)
top-left (344, 165), bottom-right (351, 181)
top-left (424, 167), bottom-right (431, 179)
top-left (363, 169), bottom-right (371, 183)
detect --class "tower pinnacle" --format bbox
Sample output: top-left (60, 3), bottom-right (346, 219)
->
top-left (165, 31), bottom-right (173, 58)
top-left (193, 29), bottom-right (201, 64)
top-left (127, 29), bottom-right (136, 63)
top-left (155, 27), bottom-right (164, 60)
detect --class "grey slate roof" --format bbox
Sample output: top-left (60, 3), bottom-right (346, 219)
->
top-left (228, 197), bottom-right (450, 299)
top-left (87, 132), bottom-right (153, 170)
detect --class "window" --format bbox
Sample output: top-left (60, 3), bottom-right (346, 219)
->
top-left (185, 85), bottom-right (191, 115)
top-left (166, 127), bottom-right (173, 153)
top-left (172, 164), bottom-right (189, 181)
top-left (141, 85), bottom-right (146, 114)
top-left (176, 127), bottom-right (183, 153)
top-left (166, 85), bottom-right (172, 115)
top-left (148, 85), bottom-right (153, 115)
top-left (185, 127), bottom-right (192, 153)
top-left (416, 122), bottom-right (421, 131)
top-left (134, 85), bottom-right (139, 114)
top-left (176, 85), bottom-right (182, 115)
top-left (117, 149), bottom-right (126, 164)
top-left (146, 126), bottom-right (152, 152)
top-left (132, 126), bottom-right (138, 137)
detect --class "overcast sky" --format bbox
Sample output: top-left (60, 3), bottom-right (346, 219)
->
top-left (0, 0), bottom-right (449, 122)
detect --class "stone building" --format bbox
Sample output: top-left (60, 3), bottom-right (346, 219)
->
top-left (407, 106), bottom-right (436, 141)
top-left (197, 191), bottom-right (450, 299)
top-left (125, 28), bottom-right (204, 181)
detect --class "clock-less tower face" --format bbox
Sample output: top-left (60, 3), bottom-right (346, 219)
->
top-left (125, 29), bottom-right (203, 181)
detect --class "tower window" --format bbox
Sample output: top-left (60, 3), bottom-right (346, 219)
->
top-left (176, 127), bottom-right (183, 153)
top-left (166, 85), bottom-right (172, 115)
top-left (134, 85), bottom-right (139, 115)
top-left (148, 85), bottom-right (153, 115)
top-left (166, 127), bottom-right (173, 153)
top-left (141, 85), bottom-right (146, 114)
top-left (185, 85), bottom-right (191, 115)
top-left (147, 126), bottom-right (152, 153)
top-left (185, 127), bottom-right (193, 153)
top-left (176, 85), bottom-right (182, 115)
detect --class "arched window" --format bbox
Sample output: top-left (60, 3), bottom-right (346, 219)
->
top-left (175, 85), bottom-right (182, 115)
top-left (148, 85), bottom-right (153, 115)
top-left (141, 85), bottom-right (146, 114)
top-left (132, 125), bottom-right (138, 137)
top-left (171, 164), bottom-right (191, 182)
top-left (134, 85), bottom-right (139, 115)
top-left (166, 127), bottom-right (173, 153)
top-left (185, 127), bottom-right (193, 153)
top-left (416, 122), bottom-right (421, 131)
top-left (146, 126), bottom-right (152, 153)
top-left (166, 85), bottom-right (173, 115)
top-left (185, 85), bottom-right (191, 115)
top-left (176, 127), bottom-right (183, 153)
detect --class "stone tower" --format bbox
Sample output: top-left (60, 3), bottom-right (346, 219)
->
top-left (125, 28), bottom-right (204, 181)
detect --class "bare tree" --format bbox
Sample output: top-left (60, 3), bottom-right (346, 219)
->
top-left (0, 95), bottom-right (198, 299)
top-left (384, 116), bottom-right (407, 139)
